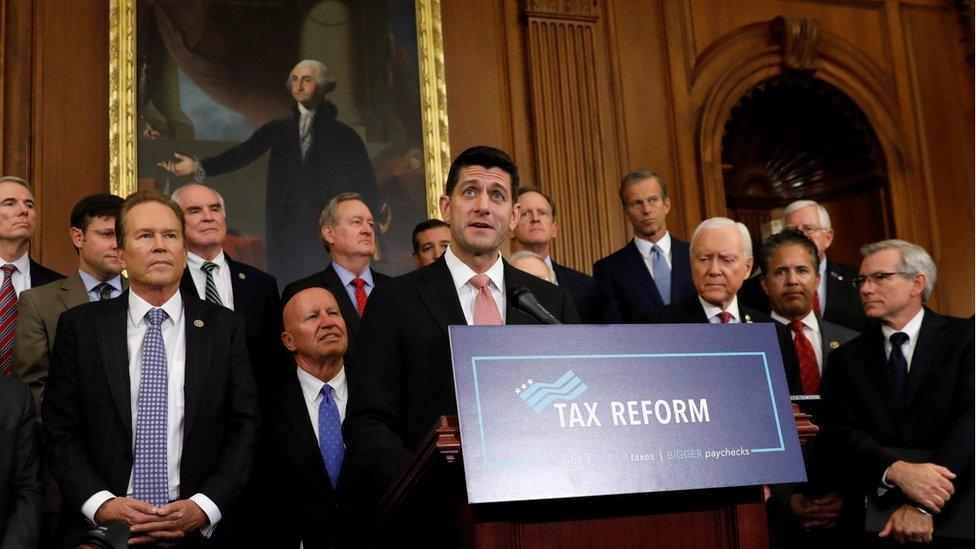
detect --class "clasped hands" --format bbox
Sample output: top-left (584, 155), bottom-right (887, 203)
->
top-left (95, 497), bottom-right (208, 545)
top-left (878, 460), bottom-right (956, 544)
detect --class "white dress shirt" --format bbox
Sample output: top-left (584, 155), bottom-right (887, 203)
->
top-left (186, 251), bottom-right (235, 310)
top-left (542, 255), bottom-right (558, 285)
top-left (4, 251), bottom-right (31, 295)
top-left (331, 261), bottom-right (375, 307)
top-left (78, 269), bottom-right (124, 302)
top-left (882, 307), bottom-right (925, 372)
top-left (771, 309), bottom-right (824, 372)
top-left (633, 232), bottom-right (672, 280)
top-left (296, 365), bottom-right (348, 438)
top-left (81, 291), bottom-right (221, 535)
top-left (700, 296), bottom-right (742, 324)
top-left (443, 245), bottom-right (506, 325)
top-left (817, 258), bottom-right (828, 313)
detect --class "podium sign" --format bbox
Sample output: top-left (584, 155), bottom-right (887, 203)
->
top-left (449, 323), bottom-right (806, 504)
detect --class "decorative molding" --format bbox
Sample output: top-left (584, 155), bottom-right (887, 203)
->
top-left (769, 16), bottom-right (821, 73)
top-left (416, 0), bottom-right (451, 218)
top-left (523, 0), bottom-right (598, 22)
top-left (108, 0), bottom-right (136, 198)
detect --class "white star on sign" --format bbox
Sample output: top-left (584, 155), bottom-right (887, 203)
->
top-left (527, 379), bottom-right (534, 385)
top-left (515, 388), bottom-right (521, 395)
top-left (520, 383), bottom-right (527, 390)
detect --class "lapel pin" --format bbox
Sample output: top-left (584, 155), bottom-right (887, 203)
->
top-left (744, 314), bottom-right (753, 323)
top-left (193, 319), bottom-right (204, 328)
top-left (829, 340), bottom-right (840, 349)
top-left (238, 272), bottom-right (246, 280)
top-left (831, 271), bottom-right (843, 281)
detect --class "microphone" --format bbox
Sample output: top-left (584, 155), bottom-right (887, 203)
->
top-left (508, 286), bottom-right (562, 325)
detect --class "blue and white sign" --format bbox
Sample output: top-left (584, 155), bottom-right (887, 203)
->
top-left (450, 323), bottom-right (806, 504)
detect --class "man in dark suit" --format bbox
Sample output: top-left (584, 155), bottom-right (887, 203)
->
top-left (251, 285), bottom-right (351, 548)
top-left (283, 193), bottom-right (391, 356)
top-left (0, 376), bottom-right (41, 548)
top-left (644, 217), bottom-right (803, 394)
top-left (741, 200), bottom-right (864, 331)
top-left (0, 176), bottom-right (65, 378)
top-left (173, 183), bottom-right (284, 383)
top-left (44, 191), bottom-right (259, 546)
top-left (342, 146), bottom-right (580, 512)
top-left (158, 60), bottom-right (379, 285)
top-left (593, 170), bottom-right (694, 323)
top-left (757, 229), bottom-right (859, 548)
top-left (816, 240), bottom-right (973, 546)
top-left (510, 186), bottom-right (603, 323)
top-left (411, 219), bottom-right (451, 268)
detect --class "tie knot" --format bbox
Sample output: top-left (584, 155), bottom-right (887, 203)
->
top-left (788, 320), bottom-right (805, 334)
top-left (202, 261), bottom-right (219, 274)
top-left (1, 264), bottom-right (15, 276)
top-left (717, 311), bottom-right (733, 324)
top-left (93, 282), bottom-right (113, 300)
top-left (320, 384), bottom-right (335, 401)
top-left (352, 277), bottom-right (366, 290)
top-left (469, 273), bottom-right (491, 290)
top-left (146, 308), bottom-right (168, 327)
top-left (651, 244), bottom-right (663, 257)
top-left (889, 332), bottom-right (909, 346)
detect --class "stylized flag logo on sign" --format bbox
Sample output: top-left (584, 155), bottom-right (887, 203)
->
top-left (516, 370), bottom-right (587, 412)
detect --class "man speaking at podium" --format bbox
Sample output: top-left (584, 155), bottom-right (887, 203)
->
top-left (341, 146), bottom-right (579, 513)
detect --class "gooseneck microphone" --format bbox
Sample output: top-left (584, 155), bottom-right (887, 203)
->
top-left (508, 286), bottom-right (562, 325)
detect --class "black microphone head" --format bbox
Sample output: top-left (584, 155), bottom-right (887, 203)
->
top-left (508, 285), bottom-right (530, 303)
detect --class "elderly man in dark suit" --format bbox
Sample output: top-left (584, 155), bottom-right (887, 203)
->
top-left (593, 170), bottom-right (694, 323)
top-left (510, 186), bottom-right (603, 323)
top-left (173, 183), bottom-right (284, 383)
top-left (44, 191), bottom-right (259, 546)
top-left (342, 146), bottom-right (579, 520)
top-left (283, 192), bottom-right (391, 356)
top-left (0, 376), bottom-right (41, 548)
top-left (158, 60), bottom-right (379, 285)
top-left (817, 240), bottom-right (973, 546)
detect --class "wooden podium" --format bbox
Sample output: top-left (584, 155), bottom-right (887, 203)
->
top-left (374, 415), bottom-right (776, 548)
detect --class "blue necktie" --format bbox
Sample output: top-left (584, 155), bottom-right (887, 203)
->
top-left (318, 385), bottom-right (344, 489)
top-left (651, 244), bottom-right (671, 305)
top-left (133, 308), bottom-right (169, 506)
top-left (888, 332), bottom-right (909, 410)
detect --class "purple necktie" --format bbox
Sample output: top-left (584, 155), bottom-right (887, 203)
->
top-left (318, 385), bottom-right (344, 489)
top-left (133, 308), bottom-right (169, 506)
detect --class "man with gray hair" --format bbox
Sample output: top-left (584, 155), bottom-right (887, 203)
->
top-left (508, 250), bottom-right (556, 284)
top-left (816, 240), bottom-right (973, 545)
top-left (645, 217), bottom-right (802, 394)
top-left (282, 192), bottom-right (390, 355)
top-left (158, 59), bottom-right (379, 286)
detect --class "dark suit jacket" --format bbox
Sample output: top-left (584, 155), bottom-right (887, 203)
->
top-left (249, 368), bottom-right (348, 549)
top-left (200, 100), bottom-right (379, 285)
top-left (816, 310), bottom-right (974, 519)
top-left (27, 259), bottom-right (65, 289)
top-left (181, 256), bottom-right (285, 383)
top-left (342, 257), bottom-right (580, 506)
top-left (0, 376), bottom-right (41, 549)
top-left (551, 261), bottom-right (602, 323)
top-left (818, 318), bottom-right (859, 372)
top-left (43, 290), bottom-right (260, 545)
top-left (282, 263), bottom-right (392, 356)
top-left (593, 237), bottom-right (695, 323)
top-left (739, 260), bottom-right (865, 332)
top-left (643, 295), bottom-right (804, 395)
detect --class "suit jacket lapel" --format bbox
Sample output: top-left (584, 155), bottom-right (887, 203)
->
top-left (98, 294), bottom-right (133, 437)
top-left (670, 242), bottom-right (692, 302)
top-left (861, 325), bottom-right (900, 420)
top-left (278, 372), bottom-right (332, 487)
top-left (623, 240), bottom-right (664, 307)
top-left (226, 257), bottom-right (247, 315)
top-left (324, 265), bottom-right (361, 335)
top-left (903, 309), bottom-right (944, 408)
top-left (417, 259), bottom-right (466, 333)
top-left (58, 274), bottom-right (91, 311)
top-left (182, 294), bottom-right (213, 438)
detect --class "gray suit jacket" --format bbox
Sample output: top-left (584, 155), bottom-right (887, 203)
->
top-left (0, 376), bottom-right (41, 549)
top-left (13, 273), bottom-right (128, 412)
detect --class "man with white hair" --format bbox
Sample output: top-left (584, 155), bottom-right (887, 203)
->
top-left (816, 240), bottom-right (973, 545)
top-left (158, 59), bottom-right (379, 285)
top-left (508, 250), bottom-right (556, 283)
top-left (645, 217), bottom-right (802, 394)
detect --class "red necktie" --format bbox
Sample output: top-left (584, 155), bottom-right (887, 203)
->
top-left (717, 311), bottom-right (733, 324)
top-left (470, 274), bottom-right (503, 325)
top-left (789, 321), bottom-right (820, 394)
top-left (812, 292), bottom-right (822, 317)
top-left (352, 277), bottom-right (367, 317)
top-left (0, 264), bottom-right (18, 376)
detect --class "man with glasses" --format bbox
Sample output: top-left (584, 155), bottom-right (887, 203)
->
top-left (815, 239), bottom-right (973, 545)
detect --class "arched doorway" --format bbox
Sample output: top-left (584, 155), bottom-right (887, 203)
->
top-left (721, 74), bottom-right (892, 266)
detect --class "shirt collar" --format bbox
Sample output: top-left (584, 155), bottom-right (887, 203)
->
top-left (296, 363), bottom-right (347, 403)
top-left (297, 102), bottom-right (316, 117)
top-left (6, 251), bottom-right (30, 276)
top-left (443, 245), bottom-right (504, 293)
top-left (770, 309), bottom-right (820, 334)
top-left (331, 261), bottom-right (373, 289)
top-left (77, 268), bottom-right (122, 293)
top-left (699, 295), bottom-right (741, 323)
top-left (187, 250), bottom-right (228, 273)
top-left (881, 307), bottom-right (925, 344)
top-left (542, 255), bottom-right (554, 270)
top-left (633, 231), bottom-right (671, 258)
top-left (127, 289), bottom-right (183, 328)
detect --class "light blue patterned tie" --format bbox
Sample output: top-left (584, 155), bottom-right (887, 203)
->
top-left (651, 244), bottom-right (671, 305)
top-left (318, 385), bottom-right (344, 489)
top-left (133, 308), bottom-right (169, 506)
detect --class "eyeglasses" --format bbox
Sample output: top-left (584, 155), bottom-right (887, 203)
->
top-left (785, 224), bottom-right (827, 236)
top-left (852, 271), bottom-right (915, 288)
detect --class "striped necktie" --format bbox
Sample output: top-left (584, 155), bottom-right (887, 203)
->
top-left (202, 261), bottom-right (223, 306)
top-left (0, 264), bottom-right (18, 376)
